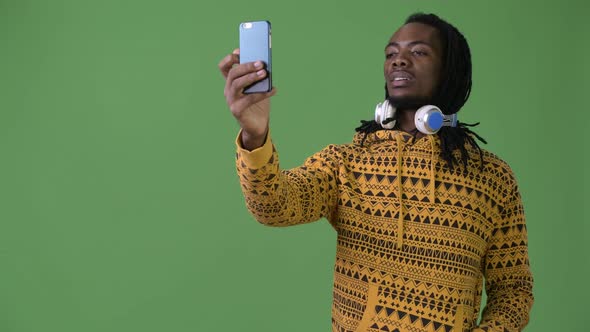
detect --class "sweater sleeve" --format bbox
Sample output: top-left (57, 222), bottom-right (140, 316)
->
top-left (235, 130), bottom-right (339, 227)
top-left (473, 169), bottom-right (534, 331)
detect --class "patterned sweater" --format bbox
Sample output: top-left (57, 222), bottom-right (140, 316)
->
top-left (235, 129), bottom-right (534, 332)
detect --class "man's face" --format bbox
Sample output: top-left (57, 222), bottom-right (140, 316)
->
top-left (384, 22), bottom-right (443, 109)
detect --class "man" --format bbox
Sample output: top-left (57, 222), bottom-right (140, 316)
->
top-left (219, 13), bottom-right (533, 332)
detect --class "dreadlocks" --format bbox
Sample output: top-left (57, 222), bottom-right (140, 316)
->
top-left (356, 13), bottom-right (487, 171)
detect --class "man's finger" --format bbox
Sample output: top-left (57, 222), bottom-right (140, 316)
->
top-left (229, 67), bottom-right (268, 96)
top-left (226, 60), bottom-right (265, 83)
top-left (242, 87), bottom-right (277, 106)
top-left (218, 52), bottom-right (240, 79)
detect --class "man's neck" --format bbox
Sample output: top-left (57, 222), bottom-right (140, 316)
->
top-left (397, 110), bottom-right (426, 138)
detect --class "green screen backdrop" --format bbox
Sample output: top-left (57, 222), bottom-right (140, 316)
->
top-left (1, 0), bottom-right (587, 331)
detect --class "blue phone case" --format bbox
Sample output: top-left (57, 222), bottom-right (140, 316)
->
top-left (239, 21), bottom-right (272, 93)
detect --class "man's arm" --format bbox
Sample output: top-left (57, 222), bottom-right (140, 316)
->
top-left (219, 48), bottom-right (276, 151)
top-left (219, 49), bottom-right (339, 227)
top-left (474, 173), bottom-right (534, 331)
top-left (236, 131), bottom-right (339, 227)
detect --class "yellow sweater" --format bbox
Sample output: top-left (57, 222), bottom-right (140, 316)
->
top-left (236, 129), bottom-right (533, 332)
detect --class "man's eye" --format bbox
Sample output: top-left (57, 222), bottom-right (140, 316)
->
top-left (386, 52), bottom-right (397, 59)
top-left (412, 50), bottom-right (427, 56)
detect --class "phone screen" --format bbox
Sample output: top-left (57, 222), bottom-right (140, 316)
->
top-left (239, 21), bottom-right (272, 93)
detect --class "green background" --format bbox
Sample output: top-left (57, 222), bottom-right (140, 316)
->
top-left (1, 0), bottom-right (587, 331)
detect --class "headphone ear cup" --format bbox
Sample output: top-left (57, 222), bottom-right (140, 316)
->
top-left (415, 105), bottom-right (444, 134)
top-left (374, 100), bottom-right (396, 129)
top-left (375, 102), bottom-right (384, 124)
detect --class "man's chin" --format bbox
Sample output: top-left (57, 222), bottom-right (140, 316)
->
top-left (387, 95), bottom-right (431, 112)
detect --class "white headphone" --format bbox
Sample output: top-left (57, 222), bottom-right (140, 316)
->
top-left (374, 100), bottom-right (458, 134)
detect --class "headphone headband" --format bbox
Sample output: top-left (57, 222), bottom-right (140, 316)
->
top-left (375, 101), bottom-right (457, 134)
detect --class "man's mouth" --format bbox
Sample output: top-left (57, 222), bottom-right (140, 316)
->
top-left (391, 77), bottom-right (413, 87)
top-left (389, 71), bottom-right (414, 87)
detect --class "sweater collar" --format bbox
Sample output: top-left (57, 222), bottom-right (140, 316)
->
top-left (353, 129), bottom-right (440, 149)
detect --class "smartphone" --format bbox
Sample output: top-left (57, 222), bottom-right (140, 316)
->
top-left (239, 20), bottom-right (272, 94)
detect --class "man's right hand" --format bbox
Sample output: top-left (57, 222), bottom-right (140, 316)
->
top-left (219, 49), bottom-right (277, 150)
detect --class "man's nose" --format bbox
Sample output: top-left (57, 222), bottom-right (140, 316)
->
top-left (393, 56), bottom-right (409, 67)
top-left (392, 51), bottom-right (410, 67)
